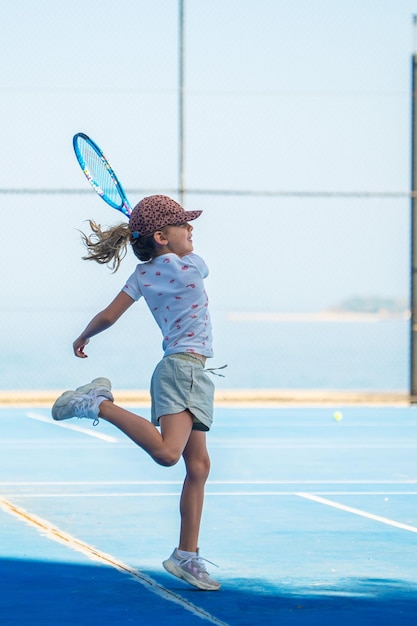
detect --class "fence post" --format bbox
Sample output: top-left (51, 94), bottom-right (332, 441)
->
top-left (178, 0), bottom-right (185, 206)
top-left (410, 22), bottom-right (417, 400)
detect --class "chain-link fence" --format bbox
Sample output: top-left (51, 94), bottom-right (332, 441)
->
top-left (0, 1), bottom-right (411, 393)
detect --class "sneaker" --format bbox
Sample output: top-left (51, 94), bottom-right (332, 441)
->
top-left (75, 377), bottom-right (112, 397)
top-left (162, 549), bottom-right (221, 591)
top-left (51, 378), bottom-right (113, 423)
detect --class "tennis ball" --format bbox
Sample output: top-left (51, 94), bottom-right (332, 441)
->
top-left (333, 411), bottom-right (343, 422)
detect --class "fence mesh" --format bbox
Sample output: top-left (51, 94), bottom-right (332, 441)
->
top-left (0, 1), bottom-right (410, 393)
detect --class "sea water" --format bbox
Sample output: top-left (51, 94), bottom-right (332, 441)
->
top-left (0, 309), bottom-right (408, 391)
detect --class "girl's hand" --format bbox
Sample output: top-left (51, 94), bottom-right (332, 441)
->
top-left (73, 336), bottom-right (90, 358)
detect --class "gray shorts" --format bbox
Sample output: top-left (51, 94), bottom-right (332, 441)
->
top-left (150, 353), bottom-right (215, 431)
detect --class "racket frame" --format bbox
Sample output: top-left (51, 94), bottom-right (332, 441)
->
top-left (73, 132), bottom-right (132, 218)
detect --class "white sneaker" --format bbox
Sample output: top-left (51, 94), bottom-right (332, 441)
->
top-left (75, 378), bottom-right (112, 397)
top-left (51, 378), bottom-right (113, 424)
top-left (162, 549), bottom-right (221, 591)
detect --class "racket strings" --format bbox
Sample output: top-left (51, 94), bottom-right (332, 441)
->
top-left (78, 141), bottom-right (124, 209)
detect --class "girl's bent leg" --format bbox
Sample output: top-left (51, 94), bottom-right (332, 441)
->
top-left (99, 401), bottom-right (193, 466)
top-left (177, 430), bottom-right (210, 552)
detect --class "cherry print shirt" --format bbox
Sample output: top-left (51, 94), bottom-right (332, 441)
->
top-left (122, 253), bottom-right (213, 358)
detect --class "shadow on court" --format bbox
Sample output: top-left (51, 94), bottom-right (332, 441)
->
top-left (2, 558), bottom-right (417, 626)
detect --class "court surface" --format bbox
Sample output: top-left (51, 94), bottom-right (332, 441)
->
top-left (1, 404), bottom-right (417, 625)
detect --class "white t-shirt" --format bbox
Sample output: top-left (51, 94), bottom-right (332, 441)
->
top-left (122, 252), bottom-right (213, 358)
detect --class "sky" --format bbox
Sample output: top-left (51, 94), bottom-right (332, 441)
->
top-left (1, 0), bottom-right (416, 315)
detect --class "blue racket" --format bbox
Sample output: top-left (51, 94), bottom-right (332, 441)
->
top-left (73, 133), bottom-right (132, 218)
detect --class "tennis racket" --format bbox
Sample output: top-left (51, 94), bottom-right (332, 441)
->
top-left (73, 132), bottom-right (132, 218)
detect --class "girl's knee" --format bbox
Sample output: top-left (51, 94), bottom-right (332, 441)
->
top-left (186, 454), bottom-right (210, 481)
top-left (155, 449), bottom-right (182, 467)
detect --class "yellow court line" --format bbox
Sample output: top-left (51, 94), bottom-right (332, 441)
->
top-left (0, 389), bottom-right (411, 407)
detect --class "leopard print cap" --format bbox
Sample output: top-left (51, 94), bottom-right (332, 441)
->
top-left (129, 195), bottom-right (202, 238)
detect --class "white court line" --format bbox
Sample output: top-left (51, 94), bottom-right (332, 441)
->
top-left (0, 496), bottom-right (227, 626)
top-left (6, 491), bottom-right (417, 498)
top-left (1, 479), bottom-right (416, 486)
top-left (25, 412), bottom-right (118, 443)
top-left (297, 492), bottom-right (417, 534)
top-left (210, 442), bottom-right (417, 449)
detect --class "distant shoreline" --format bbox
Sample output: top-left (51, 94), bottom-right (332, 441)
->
top-left (227, 311), bottom-right (410, 323)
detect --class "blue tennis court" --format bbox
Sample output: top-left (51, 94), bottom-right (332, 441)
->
top-left (1, 404), bottom-right (417, 625)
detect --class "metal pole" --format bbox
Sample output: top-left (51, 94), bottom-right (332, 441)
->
top-left (178, 0), bottom-right (185, 205)
top-left (410, 16), bottom-right (417, 399)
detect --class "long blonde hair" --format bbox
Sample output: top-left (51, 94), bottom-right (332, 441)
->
top-left (81, 220), bottom-right (158, 272)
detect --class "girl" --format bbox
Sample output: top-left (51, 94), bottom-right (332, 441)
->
top-left (52, 195), bottom-right (221, 591)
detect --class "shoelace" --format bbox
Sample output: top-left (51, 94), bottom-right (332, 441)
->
top-left (177, 554), bottom-right (219, 572)
top-left (72, 393), bottom-right (100, 426)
